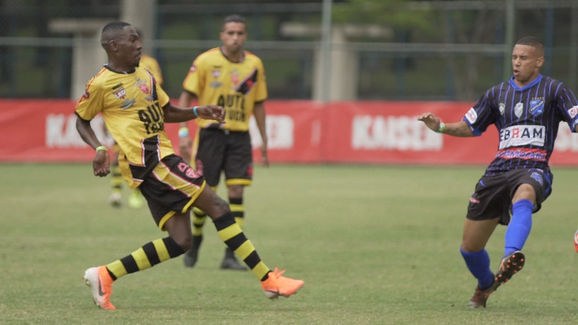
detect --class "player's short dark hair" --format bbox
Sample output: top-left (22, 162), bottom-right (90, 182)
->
top-left (515, 36), bottom-right (544, 54)
top-left (102, 21), bottom-right (131, 35)
top-left (101, 21), bottom-right (131, 48)
top-left (222, 14), bottom-right (246, 29)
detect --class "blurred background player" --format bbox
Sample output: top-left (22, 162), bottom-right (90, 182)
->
top-left (76, 21), bottom-right (304, 310)
top-left (108, 29), bottom-right (163, 209)
top-left (178, 14), bottom-right (269, 270)
top-left (418, 36), bottom-right (578, 308)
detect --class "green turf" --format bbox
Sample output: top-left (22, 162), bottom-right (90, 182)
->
top-left (0, 163), bottom-right (576, 324)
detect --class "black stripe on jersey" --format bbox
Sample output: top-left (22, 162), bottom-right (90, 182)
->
top-left (235, 68), bottom-right (257, 95)
top-left (129, 135), bottom-right (161, 180)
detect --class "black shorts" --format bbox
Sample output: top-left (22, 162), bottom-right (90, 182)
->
top-left (139, 155), bottom-right (206, 230)
top-left (195, 127), bottom-right (253, 187)
top-left (466, 168), bottom-right (552, 225)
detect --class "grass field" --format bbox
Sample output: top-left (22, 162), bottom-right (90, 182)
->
top-left (0, 163), bottom-right (576, 324)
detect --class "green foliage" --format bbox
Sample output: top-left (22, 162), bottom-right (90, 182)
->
top-left (0, 163), bottom-right (577, 324)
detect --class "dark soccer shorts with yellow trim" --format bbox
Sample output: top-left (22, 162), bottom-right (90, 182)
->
top-left (195, 127), bottom-right (253, 187)
top-left (466, 168), bottom-right (551, 225)
top-left (139, 154), bottom-right (206, 230)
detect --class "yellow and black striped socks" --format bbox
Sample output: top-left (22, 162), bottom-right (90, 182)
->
top-left (229, 197), bottom-right (244, 227)
top-left (105, 237), bottom-right (184, 280)
top-left (213, 212), bottom-right (270, 280)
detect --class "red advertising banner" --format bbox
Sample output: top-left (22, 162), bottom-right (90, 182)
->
top-left (2, 99), bottom-right (578, 165)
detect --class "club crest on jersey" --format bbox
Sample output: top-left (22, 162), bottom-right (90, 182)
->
top-left (567, 105), bottom-right (578, 119)
top-left (113, 87), bottom-right (126, 99)
top-left (230, 70), bottom-right (240, 86)
top-left (530, 98), bottom-right (544, 116)
top-left (514, 102), bottom-right (524, 118)
top-left (499, 103), bottom-right (505, 115)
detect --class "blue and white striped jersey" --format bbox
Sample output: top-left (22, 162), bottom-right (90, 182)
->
top-left (463, 74), bottom-right (578, 175)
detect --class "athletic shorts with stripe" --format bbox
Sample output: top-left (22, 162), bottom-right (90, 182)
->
top-left (138, 155), bottom-right (206, 230)
top-left (195, 127), bottom-right (253, 187)
top-left (466, 168), bottom-right (552, 225)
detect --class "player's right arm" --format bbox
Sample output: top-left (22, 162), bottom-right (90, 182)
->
top-left (75, 116), bottom-right (110, 177)
top-left (417, 113), bottom-right (474, 137)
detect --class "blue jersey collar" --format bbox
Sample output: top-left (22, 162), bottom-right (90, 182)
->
top-left (509, 74), bottom-right (543, 91)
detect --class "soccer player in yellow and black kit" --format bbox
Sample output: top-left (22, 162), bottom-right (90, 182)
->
top-left (178, 14), bottom-right (269, 271)
top-left (108, 31), bottom-right (163, 209)
top-left (75, 21), bottom-right (303, 310)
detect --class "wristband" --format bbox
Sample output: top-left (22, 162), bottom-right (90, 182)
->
top-left (193, 106), bottom-right (199, 117)
top-left (437, 122), bottom-right (446, 133)
top-left (178, 127), bottom-right (189, 137)
top-left (95, 145), bottom-right (108, 152)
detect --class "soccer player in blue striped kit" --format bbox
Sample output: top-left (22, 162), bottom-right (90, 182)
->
top-left (418, 36), bottom-right (578, 308)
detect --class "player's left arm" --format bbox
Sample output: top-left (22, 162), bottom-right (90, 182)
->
top-left (163, 103), bottom-right (225, 123)
top-left (253, 101), bottom-right (269, 167)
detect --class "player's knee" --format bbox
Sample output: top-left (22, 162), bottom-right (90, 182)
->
top-left (173, 235), bottom-right (192, 251)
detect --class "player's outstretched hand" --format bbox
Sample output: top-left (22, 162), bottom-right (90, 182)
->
top-left (93, 150), bottom-right (110, 177)
top-left (417, 112), bottom-right (442, 132)
top-left (197, 105), bottom-right (225, 123)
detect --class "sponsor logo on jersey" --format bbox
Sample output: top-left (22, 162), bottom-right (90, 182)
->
top-left (469, 197), bottom-right (480, 204)
top-left (211, 69), bottom-right (221, 78)
top-left (567, 105), bottom-right (578, 118)
top-left (465, 107), bottom-right (477, 124)
top-left (113, 87), bottom-right (126, 99)
top-left (121, 98), bottom-right (136, 109)
top-left (210, 81), bottom-right (222, 88)
top-left (495, 148), bottom-right (547, 161)
top-left (514, 102), bottom-right (524, 118)
top-left (499, 125), bottom-right (545, 149)
top-left (530, 98), bottom-right (544, 116)
top-left (499, 103), bottom-right (505, 115)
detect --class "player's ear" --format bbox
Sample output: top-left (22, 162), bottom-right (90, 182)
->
top-left (536, 55), bottom-right (544, 68)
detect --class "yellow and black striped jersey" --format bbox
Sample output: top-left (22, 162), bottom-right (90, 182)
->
top-left (75, 66), bottom-right (173, 187)
top-left (182, 47), bottom-right (267, 131)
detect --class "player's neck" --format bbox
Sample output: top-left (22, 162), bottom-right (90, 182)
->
top-left (105, 62), bottom-right (135, 74)
top-left (220, 47), bottom-right (245, 63)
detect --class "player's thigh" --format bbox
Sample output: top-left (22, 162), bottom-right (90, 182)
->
top-left (139, 155), bottom-right (205, 230)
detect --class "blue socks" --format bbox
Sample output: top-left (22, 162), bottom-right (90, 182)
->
top-left (460, 248), bottom-right (494, 290)
top-left (504, 199), bottom-right (533, 257)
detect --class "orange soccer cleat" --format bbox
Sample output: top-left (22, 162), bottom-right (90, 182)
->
top-left (260, 268), bottom-right (304, 299)
top-left (83, 266), bottom-right (116, 310)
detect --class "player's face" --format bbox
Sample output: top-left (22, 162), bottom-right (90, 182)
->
top-left (114, 26), bottom-right (143, 68)
top-left (511, 44), bottom-right (543, 86)
top-left (220, 22), bottom-right (247, 55)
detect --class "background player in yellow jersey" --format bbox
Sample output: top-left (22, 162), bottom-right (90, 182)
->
top-left (75, 21), bottom-right (303, 310)
top-left (178, 14), bottom-right (269, 270)
top-left (107, 29), bottom-right (162, 209)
